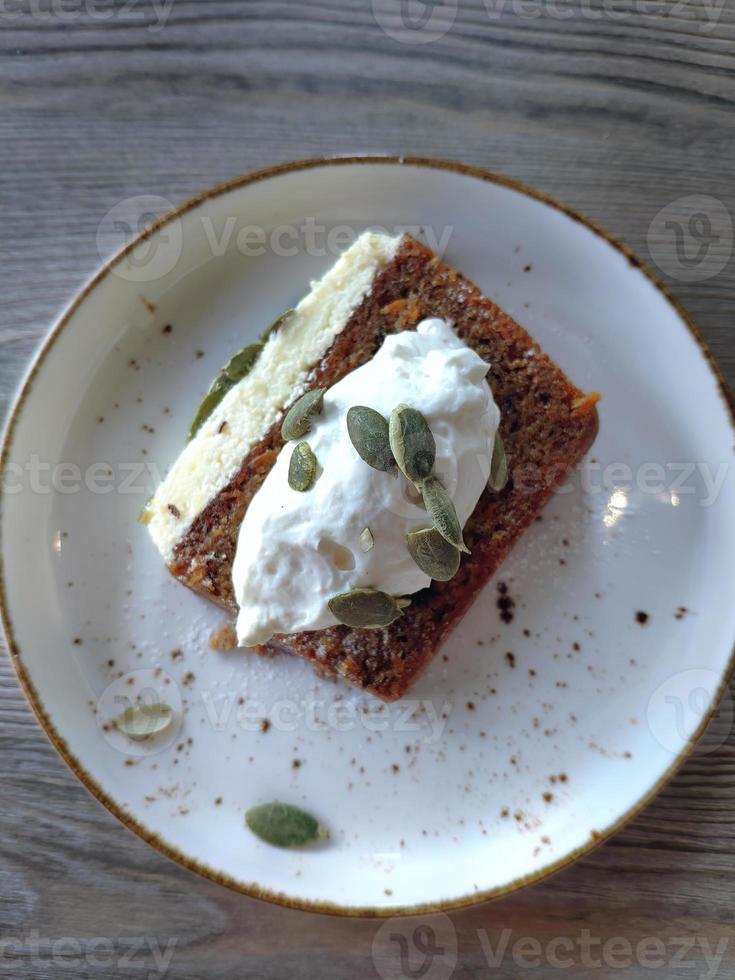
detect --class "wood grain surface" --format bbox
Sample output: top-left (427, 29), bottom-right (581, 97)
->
top-left (1, 1), bottom-right (734, 977)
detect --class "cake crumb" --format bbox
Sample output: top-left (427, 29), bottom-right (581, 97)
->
top-left (497, 582), bottom-right (516, 624)
top-left (209, 623), bottom-right (237, 650)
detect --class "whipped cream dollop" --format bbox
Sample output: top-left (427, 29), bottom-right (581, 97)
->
top-left (232, 318), bottom-right (500, 647)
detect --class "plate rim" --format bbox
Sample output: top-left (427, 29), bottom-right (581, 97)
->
top-left (1, 154), bottom-right (734, 918)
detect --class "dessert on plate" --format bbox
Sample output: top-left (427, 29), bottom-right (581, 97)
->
top-left (145, 232), bottom-right (599, 700)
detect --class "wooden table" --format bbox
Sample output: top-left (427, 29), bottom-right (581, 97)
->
top-left (2, 2), bottom-right (734, 977)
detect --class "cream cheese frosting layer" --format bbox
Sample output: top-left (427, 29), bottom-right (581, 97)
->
top-left (148, 232), bottom-right (401, 560)
top-left (232, 318), bottom-right (500, 647)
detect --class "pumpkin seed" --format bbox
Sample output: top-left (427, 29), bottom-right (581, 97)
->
top-left (114, 703), bottom-right (173, 742)
top-left (346, 406), bottom-right (395, 472)
top-left (261, 309), bottom-right (294, 343)
top-left (223, 343), bottom-right (263, 383)
top-left (389, 404), bottom-right (436, 485)
top-left (421, 475), bottom-right (470, 554)
top-left (288, 442), bottom-right (317, 491)
top-left (187, 343), bottom-right (263, 440)
top-left (328, 588), bottom-right (410, 628)
top-left (406, 526), bottom-right (461, 581)
top-left (245, 802), bottom-right (328, 849)
top-left (488, 431), bottom-right (509, 492)
top-left (188, 379), bottom-right (229, 441)
top-left (281, 388), bottom-right (326, 441)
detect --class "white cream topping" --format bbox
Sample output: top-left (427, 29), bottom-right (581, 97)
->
top-left (147, 231), bottom-right (401, 560)
top-left (232, 318), bottom-right (500, 647)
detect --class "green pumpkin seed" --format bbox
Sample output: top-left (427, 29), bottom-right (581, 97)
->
top-left (389, 404), bottom-right (436, 485)
top-left (223, 343), bottom-right (263, 383)
top-left (421, 475), bottom-right (470, 554)
top-left (281, 388), bottom-right (326, 442)
top-left (187, 310), bottom-right (293, 443)
top-left (328, 588), bottom-right (410, 629)
top-left (489, 431), bottom-right (509, 492)
top-left (406, 526), bottom-right (461, 581)
top-left (346, 406), bottom-right (395, 472)
top-left (115, 703), bottom-right (173, 742)
top-left (188, 378), bottom-right (230, 441)
top-left (261, 309), bottom-right (294, 343)
top-left (245, 802), bottom-right (328, 849)
top-left (187, 343), bottom-right (263, 440)
top-left (288, 442), bottom-right (317, 491)
top-left (359, 527), bottom-right (374, 552)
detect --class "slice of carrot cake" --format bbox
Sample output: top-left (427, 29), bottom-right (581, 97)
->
top-left (146, 232), bottom-right (598, 700)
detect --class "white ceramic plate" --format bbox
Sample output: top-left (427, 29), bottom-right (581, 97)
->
top-left (2, 158), bottom-right (734, 916)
